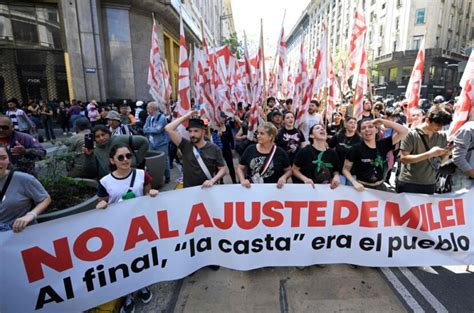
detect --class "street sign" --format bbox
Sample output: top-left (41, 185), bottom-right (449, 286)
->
top-left (85, 67), bottom-right (97, 73)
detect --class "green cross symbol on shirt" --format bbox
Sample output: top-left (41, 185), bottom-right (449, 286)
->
top-left (372, 155), bottom-right (385, 169)
top-left (312, 151), bottom-right (333, 173)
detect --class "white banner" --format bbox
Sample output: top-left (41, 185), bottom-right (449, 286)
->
top-left (1, 185), bottom-right (473, 312)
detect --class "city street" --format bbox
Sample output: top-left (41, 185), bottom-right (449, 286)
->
top-left (41, 130), bottom-right (474, 313)
top-left (125, 162), bottom-right (474, 313)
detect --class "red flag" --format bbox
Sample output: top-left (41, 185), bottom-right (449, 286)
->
top-left (286, 65), bottom-right (295, 99)
top-left (294, 41), bottom-right (309, 126)
top-left (327, 55), bottom-right (341, 121)
top-left (312, 23), bottom-right (328, 95)
top-left (348, 4), bottom-right (367, 81)
top-left (147, 17), bottom-right (166, 103)
top-left (177, 17), bottom-right (191, 118)
top-left (338, 55), bottom-right (350, 95)
top-left (276, 26), bottom-right (287, 97)
top-left (405, 38), bottom-right (425, 123)
top-left (353, 48), bottom-right (368, 119)
top-left (268, 71), bottom-right (277, 97)
top-left (247, 28), bottom-right (265, 140)
top-left (449, 50), bottom-right (474, 137)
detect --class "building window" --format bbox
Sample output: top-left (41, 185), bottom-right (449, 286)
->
top-left (11, 20), bottom-right (39, 44)
top-left (379, 25), bottom-right (383, 36)
top-left (395, 17), bottom-right (399, 30)
top-left (382, 3), bottom-right (386, 9)
top-left (415, 8), bottom-right (425, 24)
top-left (401, 66), bottom-right (412, 81)
top-left (106, 8), bottom-right (130, 42)
top-left (389, 67), bottom-right (398, 82)
top-left (393, 40), bottom-right (397, 51)
top-left (412, 35), bottom-right (423, 50)
top-left (377, 47), bottom-right (382, 56)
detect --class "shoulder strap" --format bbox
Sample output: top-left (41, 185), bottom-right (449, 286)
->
top-left (128, 169), bottom-right (137, 192)
top-left (415, 129), bottom-right (430, 152)
top-left (193, 146), bottom-right (213, 180)
top-left (0, 170), bottom-right (14, 202)
top-left (260, 145), bottom-right (277, 176)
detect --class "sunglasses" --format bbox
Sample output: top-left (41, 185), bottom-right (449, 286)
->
top-left (116, 153), bottom-right (133, 162)
top-left (0, 125), bottom-right (10, 130)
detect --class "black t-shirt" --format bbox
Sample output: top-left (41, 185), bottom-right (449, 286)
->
top-left (328, 131), bottom-right (361, 170)
top-left (347, 137), bottom-right (395, 183)
top-left (326, 123), bottom-right (343, 138)
top-left (294, 146), bottom-right (340, 184)
top-left (239, 145), bottom-right (290, 183)
top-left (276, 127), bottom-right (305, 164)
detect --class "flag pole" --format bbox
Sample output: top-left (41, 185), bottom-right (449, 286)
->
top-left (323, 19), bottom-right (330, 128)
top-left (243, 31), bottom-right (252, 106)
top-left (261, 19), bottom-right (268, 120)
top-left (271, 10), bottom-right (286, 74)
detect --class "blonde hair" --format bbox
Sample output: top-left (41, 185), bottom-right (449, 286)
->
top-left (258, 122), bottom-right (277, 142)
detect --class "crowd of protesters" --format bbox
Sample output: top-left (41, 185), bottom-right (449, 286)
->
top-left (1, 94), bottom-right (474, 312)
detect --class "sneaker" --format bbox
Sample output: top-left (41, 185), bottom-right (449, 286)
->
top-left (62, 132), bottom-right (67, 136)
top-left (209, 265), bottom-right (220, 271)
top-left (350, 264), bottom-right (359, 269)
top-left (120, 294), bottom-right (135, 313)
top-left (138, 287), bottom-right (153, 304)
top-left (165, 177), bottom-right (171, 184)
top-left (296, 266), bottom-right (305, 270)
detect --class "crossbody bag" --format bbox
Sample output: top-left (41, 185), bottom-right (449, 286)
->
top-left (251, 145), bottom-right (277, 184)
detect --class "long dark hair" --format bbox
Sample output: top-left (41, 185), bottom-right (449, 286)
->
top-left (109, 143), bottom-right (132, 171)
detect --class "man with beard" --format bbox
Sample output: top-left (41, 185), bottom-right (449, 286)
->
top-left (299, 100), bottom-right (323, 146)
top-left (165, 110), bottom-right (227, 188)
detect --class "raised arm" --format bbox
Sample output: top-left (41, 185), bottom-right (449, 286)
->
top-left (165, 110), bottom-right (196, 146)
top-left (373, 118), bottom-right (409, 145)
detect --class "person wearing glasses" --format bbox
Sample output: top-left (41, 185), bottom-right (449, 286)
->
top-left (95, 143), bottom-right (158, 313)
top-left (0, 115), bottom-right (46, 176)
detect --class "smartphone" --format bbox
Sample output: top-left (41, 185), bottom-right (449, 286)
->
top-left (84, 133), bottom-right (94, 150)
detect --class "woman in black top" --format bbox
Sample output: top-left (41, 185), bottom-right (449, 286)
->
top-left (237, 122), bottom-right (291, 188)
top-left (293, 124), bottom-right (340, 189)
top-left (328, 117), bottom-right (360, 184)
top-left (342, 118), bottom-right (408, 192)
top-left (326, 111), bottom-right (344, 139)
top-left (276, 111), bottom-right (305, 164)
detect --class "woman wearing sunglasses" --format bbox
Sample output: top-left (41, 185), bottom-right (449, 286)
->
top-left (96, 143), bottom-right (158, 209)
top-left (95, 143), bottom-right (158, 313)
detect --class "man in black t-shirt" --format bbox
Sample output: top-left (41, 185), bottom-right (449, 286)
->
top-left (165, 110), bottom-right (227, 188)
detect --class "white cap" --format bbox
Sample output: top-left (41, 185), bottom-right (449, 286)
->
top-left (136, 101), bottom-right (143, 107)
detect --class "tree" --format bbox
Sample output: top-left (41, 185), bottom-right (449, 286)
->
top-left (222, 34), bottom-right (244, 59)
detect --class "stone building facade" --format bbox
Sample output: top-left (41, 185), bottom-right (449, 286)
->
top-left (286, 0), bottom-right (474, 100)
top-left (0, 0), bottom-right (235, 104)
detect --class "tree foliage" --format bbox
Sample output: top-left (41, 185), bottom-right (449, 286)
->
top-left (222, 34), bottom-right (244, 59)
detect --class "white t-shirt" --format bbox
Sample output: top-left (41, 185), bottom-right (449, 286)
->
top-left (300, 113), bottom-right (323, 144)
top-left (97, 169), bottom-right (148, 204)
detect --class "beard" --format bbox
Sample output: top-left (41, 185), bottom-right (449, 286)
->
top-left (190, 136), bottom-right (200, 143)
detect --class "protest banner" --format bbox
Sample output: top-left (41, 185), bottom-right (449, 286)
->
top-left (0, 184), bottom-right (473, 312)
